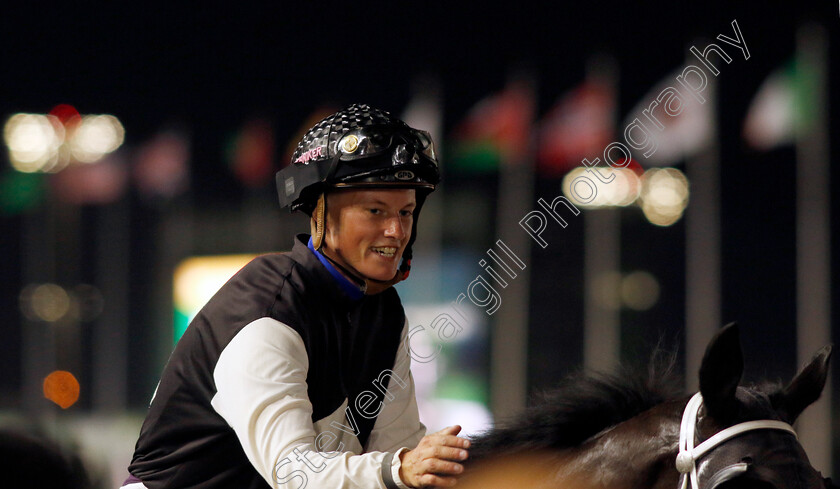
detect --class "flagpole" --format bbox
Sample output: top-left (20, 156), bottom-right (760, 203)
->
top-left (583, 208), bottom-right (620, 373)
top-left (402, 77), bottom-right (444, 303)
top-left (582, 56), bottom-right (621, 374)
top-left (21, 201), bottom-right (56, 413)
top-left (93, 196), bottom-right (130, 411)
top-left (794, 24), bottom-right (831, 475)
top-left (685, 75), bottom-right (720, 390)
top-left (490, 75), bottom-right (535, 419)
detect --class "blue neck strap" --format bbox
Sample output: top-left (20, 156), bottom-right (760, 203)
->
top-left (308, 237), bottom-right (365, 301)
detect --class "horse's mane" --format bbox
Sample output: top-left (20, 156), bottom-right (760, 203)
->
top-left (467, 349), bottom-right (684, 463)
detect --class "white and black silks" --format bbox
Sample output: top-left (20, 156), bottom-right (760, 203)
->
top-left (125, 234), bottom-right (425, 489)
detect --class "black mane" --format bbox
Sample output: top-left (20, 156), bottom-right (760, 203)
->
top-left (467, 356), bottom-right (683, 463)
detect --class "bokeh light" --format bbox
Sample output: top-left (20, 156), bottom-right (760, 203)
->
top-left (638, 167), bottom-right (689, 226)
top-left (3, 110), bottom-right (125, 171)
top-left (561, 166), bottom-right (641, 208)
top-left (20, 283), bottom-right (72, 322)
top-left (3, 113), bottom-right (64, 172)
top-left (173, 255), bottom-right (257, 342)
top-left (20, 283), bottom-right (105, 323)
top-left (619, 270), bottom-right (660, 310)
top-left (43, 370), bottom-right (80, 409)
top-left (69, 115), bottom-right (125, 163)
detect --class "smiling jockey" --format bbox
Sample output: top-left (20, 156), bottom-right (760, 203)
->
top-left (122, 104), bottom-right (470, 489)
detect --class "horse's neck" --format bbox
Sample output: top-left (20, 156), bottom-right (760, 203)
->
top-left (557, 399), bottom-right (684, 489)
top-left (458, 400), bottom-right (685, 489)
top-left (454, 450), bottom-right (581, 489)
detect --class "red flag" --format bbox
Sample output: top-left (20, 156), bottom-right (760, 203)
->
top-left (228, 118), bottom-right (275, 188)
top-left (449, 81), bottom-right (534, 173)
top-left (537, 80), bottom-right (614, 177)
top-left (133, 130), bottom-right (190, 200)
top-left (50, 155), bottom-right (128, 204)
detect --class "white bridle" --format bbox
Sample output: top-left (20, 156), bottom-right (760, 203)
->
top-left (676, 392), bottom-right (798, 489)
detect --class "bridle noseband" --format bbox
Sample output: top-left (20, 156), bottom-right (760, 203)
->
top-left (677, 393), bottom-right (798, 489)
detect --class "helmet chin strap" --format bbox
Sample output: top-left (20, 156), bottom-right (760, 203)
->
top-left (310, 192), bottom-right (408, 295)
top-left (311, 194), bottom-right (327, 250)
top-left (364, 259), bottom-right (409, 295)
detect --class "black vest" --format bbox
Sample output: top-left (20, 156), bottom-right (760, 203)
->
top-left (129, 235), bottom-right (406, 489)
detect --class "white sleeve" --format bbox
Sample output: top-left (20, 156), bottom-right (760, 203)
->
top-left (364, 320), bottom-right (426, 489)
top-left (211, 317), bottom-right (406, 489)
top-left (365, 320), bottom-right (426, 453)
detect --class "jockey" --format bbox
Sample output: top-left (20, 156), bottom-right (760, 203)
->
top-left (122, 104), bottom-right (470, 489)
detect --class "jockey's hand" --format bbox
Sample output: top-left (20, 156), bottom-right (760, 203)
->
top-left (399, 425), bottom-right (470, 488)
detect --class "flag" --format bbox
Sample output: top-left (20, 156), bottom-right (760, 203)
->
top-left (50, 154), bottom-right (128, 204)
top-left (537, 79), bottom-right (615, 177)
top-left (622, 67), bottom-right (714, 166)
top-left (401, 78), bottom-right (443, 160)
top-left (743, 57), bottom-right (817, 150)
top-left (227, 118), bottom-right (275, 188)
top-left (0, 170), bottom-right (44, 215)
top-left (133, 130), bottom-right (190, 200)
top-left (449, 81), bottom-right (534, 173)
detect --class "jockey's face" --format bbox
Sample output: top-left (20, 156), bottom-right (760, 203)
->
top-left (320, 188), bottom-right (416, 282)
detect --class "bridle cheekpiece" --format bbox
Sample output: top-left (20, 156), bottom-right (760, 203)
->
top-left (677, 392), bottom-right (798, 489)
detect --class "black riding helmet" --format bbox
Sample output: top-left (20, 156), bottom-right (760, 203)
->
top-left (276, 104), bottom-right (440, 288)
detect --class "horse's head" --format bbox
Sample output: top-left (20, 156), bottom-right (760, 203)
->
top-left (688, 323), bottom-right (832, 489)
top-left (456, 323), bottom-right (832, 489)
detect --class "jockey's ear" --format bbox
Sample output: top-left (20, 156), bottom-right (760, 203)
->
top-left (778, 345), bottom-right (831, 423)
top-left (698, 323), bottom-right (743, 421)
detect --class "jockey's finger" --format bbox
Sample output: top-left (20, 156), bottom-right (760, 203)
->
top-left (420, 446), bottom-right (468, 461)
top-left (434, 425), bottom-right (462, 436)
top-left (420, 458), bottom-right (463, 475)
top-left (422, 433), bottom-right (470, 449)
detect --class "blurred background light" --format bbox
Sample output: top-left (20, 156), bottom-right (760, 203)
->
top-left (619, 270), bottom-right (660, 311)
top-left (43, 370), bottom-right (80, 409)
top-left (69, 114), bottom-right (125, 163)
top-left (49, 103), bottom-right (82, 127)
top-left (0, 170), bottom-right (44, 215)
top-left (20, 283), bottom-right (72, 323)
top-left (638, 167), bottom-right (689, 226)
top-left (3, 113), bottom-right (64, 172)
top-left (3, 110), bottom-right (124, 172)
top-left (172, 254), bottom-right (257, 342)
top-left (561, 166), bottom-right (641, 208)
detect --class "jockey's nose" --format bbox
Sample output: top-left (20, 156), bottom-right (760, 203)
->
top-left (384, 216), bottom-right (406, 241)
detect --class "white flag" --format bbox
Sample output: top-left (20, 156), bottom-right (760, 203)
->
top-left (622, 67), bottom-right (714, 166)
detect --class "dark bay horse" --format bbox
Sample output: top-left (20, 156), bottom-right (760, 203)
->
top-left (457, 324), bottom-right (834, 489)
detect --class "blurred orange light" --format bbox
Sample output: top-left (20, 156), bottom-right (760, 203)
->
top-left (43, 370), bottom-right (80, 409)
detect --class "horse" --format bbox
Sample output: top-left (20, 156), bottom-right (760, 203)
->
top-left (455, 324), bottom-right (835, 489)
